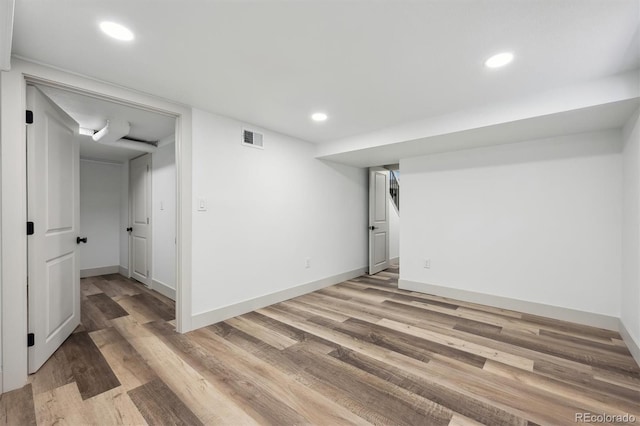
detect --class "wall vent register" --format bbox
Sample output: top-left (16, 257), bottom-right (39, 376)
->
top-left (242, 129), bottom-right (264, 149)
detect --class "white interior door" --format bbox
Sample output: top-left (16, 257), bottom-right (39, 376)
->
top-left (369, 167), bottom-right (390, 275)
top-left (27, 85), bottom-right (81, 373)
top-left (129, 153), bottom-right (152, 286)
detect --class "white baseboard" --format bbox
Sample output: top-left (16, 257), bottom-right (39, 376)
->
top-left (191, 267), bottom-right (367, 330)
top-left (80, 265), bottom-right (120, 278)
top-left (152, 279), bottom-right (176, 301)
top-left (619, 318), bottom-right (640, 367)
top-left (389, 257), bottom-right (400, 266)
top-left (398, 279), bottom-right (620, 331)
top-left (118, 266), bottom-right (129, 278)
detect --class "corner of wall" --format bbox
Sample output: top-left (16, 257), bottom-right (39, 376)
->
top-left (621, 106), bottom-right (640, 364)
top-left (619, 317), bottom-right (640, 367)
top-left (118, 265), bottom-right (128, 277)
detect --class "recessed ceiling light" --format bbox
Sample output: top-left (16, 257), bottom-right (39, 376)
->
top-left (484, 52), bottom-right (514, 68)
top-left (99, 21), bottom-right (134, 41)
top-left (311, 112), bottom-right (328, 122)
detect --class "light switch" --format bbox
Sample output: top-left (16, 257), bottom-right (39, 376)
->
top-left (160, 201), bottom-right (164, 211)
top-left (198, 198), bottom-right (207, 211)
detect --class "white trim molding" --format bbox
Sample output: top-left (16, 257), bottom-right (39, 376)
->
top-left (119, 266), bottom-right (129, 278)
top-left (192, 267), bottom-right (366, 330)
top-left (152, 279), bottom-right (176, 301)
top-left (619, 319), bottom-right (640, 368)
top-left (399, 279), bottom-right (620, 331)
top-left (1, 62), bottom-right (29, 394)
top-left (80, 266), bottom-right (120, 278)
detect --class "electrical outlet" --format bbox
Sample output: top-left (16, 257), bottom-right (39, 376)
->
top-left (424, 258), bottom-right (431, 269)
top-left (305, 257), bottom-right (311, 269)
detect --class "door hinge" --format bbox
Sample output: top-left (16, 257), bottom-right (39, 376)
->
top-left (27, 333), bottom-right (34, 347)
top-left (27, 221), bottom-right (34, 235)
top-left (147, 217), bottom-right (149, 224)
top-left (26, 110), bottom-right (33, 124)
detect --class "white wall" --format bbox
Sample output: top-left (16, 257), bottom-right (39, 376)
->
top-left (622, 108), bottom-right (640, 352)
top-left (79, 160), bottom-right (123, 270)
top-left (191, 109), bottom-right (368, 316)
top-left (389, 198), bottom-right (399, 262)
top-left (152, 142), bottom-right (176, 290)
top-left (119, 162), bottom-right (129, 271)
top-left (400, 130), bottom-right (622, 317)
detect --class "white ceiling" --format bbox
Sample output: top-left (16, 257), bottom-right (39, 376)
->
top-left (77, 138), bottom-right (142, 163)
top-left (38, 85), bottom-right (175, 162)
top-left (12, 0), bottom-right (639, 144)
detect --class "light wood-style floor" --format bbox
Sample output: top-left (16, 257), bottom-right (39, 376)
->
top-left (1, 268), bottom-right (639, 425)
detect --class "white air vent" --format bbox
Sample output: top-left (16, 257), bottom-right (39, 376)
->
top-left (242, 129), bottom-right (264, 149)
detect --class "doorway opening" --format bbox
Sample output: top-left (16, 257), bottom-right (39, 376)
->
top-left (1, 60), bottom-right (192, 392)
top-left (26, 83), bottom-right (178, 373)
top-left (368, 164), bottom-right (400, 278)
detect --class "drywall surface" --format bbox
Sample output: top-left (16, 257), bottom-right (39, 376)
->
top-left (622, 108), bottom-right (640, 350)
top-left (317, 71), bottom-right (638, 159)
top-left (152, 142), bottom-right (176, 289)
top-left (80, 160), bottom-right (122, 270)
top-left (400, 130), bottom-right (622, 317)
top-left (191, 108), bottom-right (368, 316)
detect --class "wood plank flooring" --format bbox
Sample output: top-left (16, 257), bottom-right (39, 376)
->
top-left (1, 268), bottom-right (639, 425)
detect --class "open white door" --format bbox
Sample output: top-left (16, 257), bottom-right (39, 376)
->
top-left (27, 85), bottom-right (81, 373)
top-left (369, 167), bottom-right (390, 275)
top-left (129, 153), bottom-right (152, 286)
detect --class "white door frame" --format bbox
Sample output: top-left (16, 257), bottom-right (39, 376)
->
top-left (0, 58), bottom-right (193, 392)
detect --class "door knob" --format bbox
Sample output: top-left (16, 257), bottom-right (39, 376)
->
top-left (126, 227), bottom-right (133, 233)
top-left (369, 226), bottom-right (377, 231)
top-left (76, 237), bottom-right (88, 244)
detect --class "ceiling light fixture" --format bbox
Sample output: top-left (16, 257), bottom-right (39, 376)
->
top-left (99, 21), bottom-right (135, 41)
top-left (311, 112), bottom-right (328, 122)
top-left (484, 52), bottom-right (514, 68)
